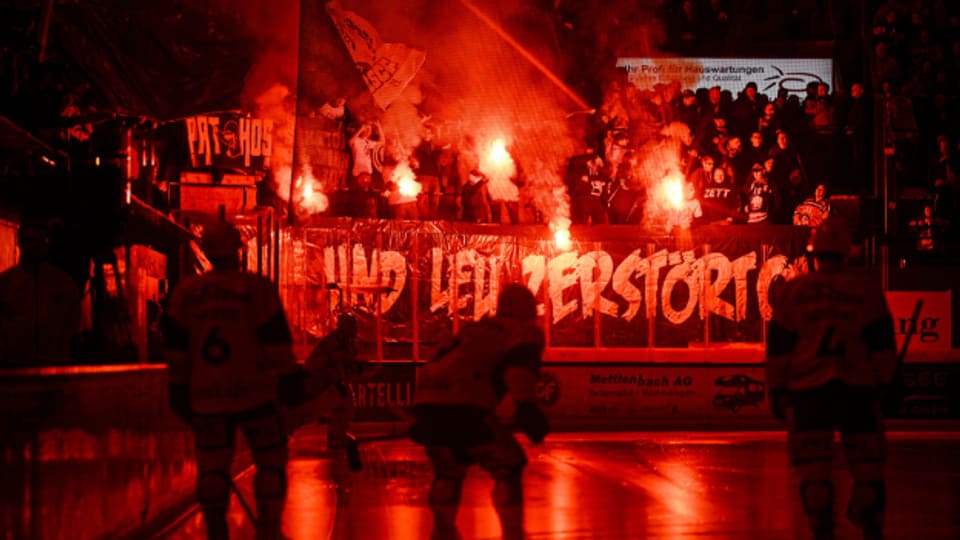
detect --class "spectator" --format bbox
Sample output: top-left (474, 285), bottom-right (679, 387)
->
top-left (461, 170), bottom-right (493, 223)
top-left (872, 0), bottom-right (907, 28)
top-left (781, 94), bottom-right (806, 134)
top-left (456, 134), bottom-right (481, 194)
top-left (908, 204), bottom-right (948, 252)
top-left (569, 153), bottom-right (608, 224)
top-left (884, 82), bottom-right (921, 187)
top-left (874, 8), bottom-right (907, 50)
top-left (743, 131), bottom-right (768, 177)
top-left (744, 164), bottom-right (775, 224)
top-left (604, 130), bottom-right (631, 175)
top-left (701, 166), bottom-right (741, 224)
top-left (350, 122), bottom-right (384, 217)
top-left (721, 136), bottom-right (748, 185)
top-left (352, 173), bottom-right (379, 219)
top-left (700, 115), bottom-right (728, 158)
top-left (793, 183), bottom-right (832, 228)
top-left (0, 220), bottom-right (81, 367)
top-left (911, 27), bottom-right (943, 68)
top-left (318, 97), bottom-right (346, 121)
top-left (688, 154), bottom-right (715, 198)
top-left (667, 0), bottom-right (702, 55)
top-left (607, 154), bottom-right (645, 225)
top-left (437, 145), bottom-right (461, 221)
top-left (842, 82), bottom-right (871, 193)
top-left (769, 130), bottom-right (804, 189)
top-left (701, 86), bottom-right (730, 127)
top-left (808, 83), bottom-right (838, 187)
top-left (873, 42), bottom-right (903, 86)
top-left (674, 89), bottom-right (701, 129)
top-left (412, 126), bottom-right (442, 220)
top-left (928, 134), bottom-right (957, 188)
top-left (703, 0), bottom-right (733, 48)
top-left (488, 176), bottom-right (522, 225)
top-left (758, 102), bottom-right (781, 147)
top-left (733, 82), bottom-right (763, 135)
top-left (931, 175), bottom-right (955, 225)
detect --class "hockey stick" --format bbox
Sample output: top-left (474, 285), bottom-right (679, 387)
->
top-left (897, 299), bottom-right (923, 364)
top-left (229, 477), bottom-right (258, 527)
top-left (344, 430), bottom-right (410, 472)
top-left (884, 299), bottom-right (923, 416)
top-left (343, 399), bottom-right (417, 472)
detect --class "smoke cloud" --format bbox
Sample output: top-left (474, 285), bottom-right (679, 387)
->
top-left (213, 0), bottom-right (592, 228)
top-left (310, 0), bottom-right (584, 226)
top-left (208, 0), bottom-right (300, 208)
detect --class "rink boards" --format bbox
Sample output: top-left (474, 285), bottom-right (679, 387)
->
top-left (348, 354), bottom-right (960, 430)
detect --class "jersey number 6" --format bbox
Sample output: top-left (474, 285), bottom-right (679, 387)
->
top-left (202, 327), bottom-right (232, 365)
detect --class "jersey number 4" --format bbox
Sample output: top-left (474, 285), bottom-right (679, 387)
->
top-left (816, 326), bottom-right (847, 358)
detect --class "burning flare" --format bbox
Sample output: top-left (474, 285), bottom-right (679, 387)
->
top-left (393, 161), bottom-right (422, 197)
top-left (554, 229), bottom-right (572, 251)
top-left (550, 217), bottom-right (573, 251)
top-left (480, 137), bottom-right (517, 180)
top-left (659, 174), bottom-right (686, 210)
top-left (489, 139), bottom-right (510, 166)
top-left (299, 172), bottom-right (329, 214)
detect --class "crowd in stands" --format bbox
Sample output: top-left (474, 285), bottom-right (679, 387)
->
top-left (329, 75), bottom-right (857, 236)
top-left (870, 0), bottom-right (960, 253)
top-left (323, 0), bottom-right (960, 258)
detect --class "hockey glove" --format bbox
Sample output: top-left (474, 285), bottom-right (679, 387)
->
top-left (167, 384), bottom-right (192, 422)
top-left (515, 401), bottom-right (549, 444)
top-left (277, 368), bottom-right (308, 407)
top-left (277, 368), bottom-right (309, 407)
top-left (878, 381), bottom-right (904, 418)
top-left (769, 388), bottom-right (789, 423)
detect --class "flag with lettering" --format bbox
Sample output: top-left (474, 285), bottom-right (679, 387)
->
top-left (326, 4), bottom-right (426, 110)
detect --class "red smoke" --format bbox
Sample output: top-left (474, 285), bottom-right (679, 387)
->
top-left (214, 0), bottom-right (589, 225)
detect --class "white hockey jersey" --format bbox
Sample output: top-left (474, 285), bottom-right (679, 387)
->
top-left (766, 267), bottom-right (897, 392)
top-left (415, 316), bottom-right (545, 410)
top-left (164, 270), bottom-right (297, 414)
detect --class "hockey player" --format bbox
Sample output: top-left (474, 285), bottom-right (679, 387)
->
top-left (163, 220), bottom-right (302, 540)
top-left (304, 312), bottom-right (359, 449)
top-left (410, 284), bottom-right (549, 540)
top-left (766, 218), bottom-right (898, 540)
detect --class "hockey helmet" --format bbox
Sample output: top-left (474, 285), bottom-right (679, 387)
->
top-left (337, 313), bottom-right (358, 338)
top-left (497, 284), bottom-right (537, 321)
top-left (202, 221), bottom-right (244, 260)
top-left (810, 217), bottom-right (853, 257)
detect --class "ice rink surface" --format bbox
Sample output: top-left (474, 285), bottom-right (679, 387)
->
top-left (160, 428), bottom-right (960, 540)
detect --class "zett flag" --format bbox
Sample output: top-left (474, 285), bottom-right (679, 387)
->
top-left (326, 3), bottom-right (426, 110)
